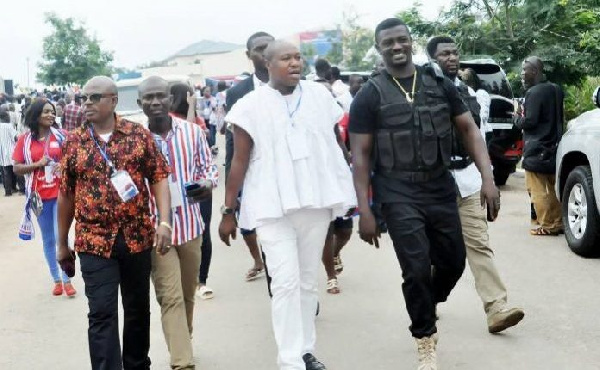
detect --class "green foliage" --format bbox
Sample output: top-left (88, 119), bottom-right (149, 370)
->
top-left (326, 43), bottom-right (344, 66)
top-left (340, 12), bottom-right (376, 71)
top-left (564, 76), bottom-right (600, 121)
top-left (37, 13), bottom-right (114, 85)
top-left (397, 0), bottom-right (600, 89)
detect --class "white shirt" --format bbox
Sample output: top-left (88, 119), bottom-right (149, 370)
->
top-left (451, 78), bottom-right (488, 198)
top-left (225, 81), bottom-right (357, 229)
top-left (475, 89), bottom-right (492, 133)
top-left (0, 122), bottom-right (17, 166)
top-left (253, 74), bottom-right (267, 88)
top-left (331, 79), bottom-right (349, 97)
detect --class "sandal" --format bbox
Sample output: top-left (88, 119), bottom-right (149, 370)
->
top-left (326, 278), bottom-right (340, 294)
top-left (245, 266), bottom-right (264, 281)
top-left (530, 227), bottom-right (559, 236)
top-left (334, 256), bottom-right (344, 275)
top-left (197, 285), bottom-right (214, 300)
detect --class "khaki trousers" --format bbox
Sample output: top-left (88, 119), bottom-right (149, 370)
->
top-left (525, 171), bottom-right (563, 232)
top-left (151, 237), bottom-right (202, 370)
top-left (457, 192), bottom-right (508, 316)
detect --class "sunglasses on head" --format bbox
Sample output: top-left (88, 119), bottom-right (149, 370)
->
top-left (81, 93), bottom-right (115, 104)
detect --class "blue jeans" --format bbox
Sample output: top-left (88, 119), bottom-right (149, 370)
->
top-left (207, 124), bottom-right (217, 148)
top-left (36, 198), bottom-right (69, 283)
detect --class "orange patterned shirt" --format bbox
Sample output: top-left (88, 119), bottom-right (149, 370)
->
top-left (60, 117), bottom-right (170, 258)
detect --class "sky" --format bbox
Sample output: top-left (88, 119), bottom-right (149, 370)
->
top-left (1, 0), bottom-right (452, 87)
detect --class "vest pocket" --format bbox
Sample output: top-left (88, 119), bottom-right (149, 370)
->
top-left (431, 105), bottom-right (453, 167)
top-left (421, 131), bottom-right (439, 166)
top-left (380, 103), bottom-right (413, 127)
top-left (392, 131), bottom-right (414, 165)
top-left (376, 132), bottom-right (394, 169)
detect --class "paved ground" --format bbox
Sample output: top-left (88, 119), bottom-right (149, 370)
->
top-left (1, 162), bottom-right (600, 369)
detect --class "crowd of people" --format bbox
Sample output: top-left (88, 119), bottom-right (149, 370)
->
top-left (0, 14), bottom-right (569, 370)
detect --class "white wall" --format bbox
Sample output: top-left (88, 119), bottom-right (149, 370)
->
top-left (142, 48), bottom-right (252, 85)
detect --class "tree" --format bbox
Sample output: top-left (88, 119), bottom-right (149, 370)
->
top-left (340, 11), bottom-right (376, 71)
top-left (37, 13), bottom-right (114, 85)
top-left (397, 0), bottom-right (600, 87)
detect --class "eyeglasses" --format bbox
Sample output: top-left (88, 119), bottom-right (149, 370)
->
top-left (81, 93), bottom-right (115, 104)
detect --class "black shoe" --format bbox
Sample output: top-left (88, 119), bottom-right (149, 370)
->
top-left (303, 353), bottom-right (327, 370)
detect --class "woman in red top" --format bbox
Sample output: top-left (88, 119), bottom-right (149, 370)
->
top-left (13, 99), bottom-right (76, 297)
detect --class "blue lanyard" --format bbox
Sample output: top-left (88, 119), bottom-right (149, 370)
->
top-left (285, 84), bottom-right (303, 122)
top-left (89, 127), bottom-right (114, 169)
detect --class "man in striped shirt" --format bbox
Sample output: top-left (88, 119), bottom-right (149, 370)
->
top-left (138, 76), bottom-right (218, 370)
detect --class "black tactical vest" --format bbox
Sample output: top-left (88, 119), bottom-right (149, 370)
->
top-left (370, 68), bottom-right (452, 181)
top-left (450, 83), bottom-right (482, 169)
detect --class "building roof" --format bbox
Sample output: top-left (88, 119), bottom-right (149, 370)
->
top-left (169, 40), bottom-right (244, 59)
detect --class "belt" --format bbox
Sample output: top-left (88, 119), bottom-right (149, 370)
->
top-left (381, 166), bottom-right (447, 182)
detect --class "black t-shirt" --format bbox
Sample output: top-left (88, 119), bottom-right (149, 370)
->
top-left (349, 66), bottom-right (469, 204)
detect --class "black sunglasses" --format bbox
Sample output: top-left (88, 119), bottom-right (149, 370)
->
top-left (81, 93), bottom-right (116, 104)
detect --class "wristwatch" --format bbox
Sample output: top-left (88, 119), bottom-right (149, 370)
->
top-left (220, 205), bottom-right (235, 215)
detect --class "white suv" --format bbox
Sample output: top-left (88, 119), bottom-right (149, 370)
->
top-left (555, 88), bottom-right (600, 256)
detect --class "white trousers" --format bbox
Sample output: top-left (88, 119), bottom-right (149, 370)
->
top-left (257, 208), bottom-right (332, 370)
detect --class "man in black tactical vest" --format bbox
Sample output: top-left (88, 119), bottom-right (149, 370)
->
top-left (427, 36), bottom-right (525, 334)
top-left (349, 19), bottom-right (500, 370)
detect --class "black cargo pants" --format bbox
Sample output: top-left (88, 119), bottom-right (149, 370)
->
top-left (382, 200), bottom-right (466, 338)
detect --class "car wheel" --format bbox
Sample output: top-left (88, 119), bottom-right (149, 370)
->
top-left (493, 168), bottom-right (510, 186)
top-left (562, 165), bottom-right (600, 257)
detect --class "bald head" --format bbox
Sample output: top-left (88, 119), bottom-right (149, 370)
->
top-left (265, 39), bottom-right (303, 93)
top-left (524, 56), bottom-right (544, 72)
top-left (521, 56), bottom-right (545, 89)
top-left (84, 75), bottom-right (117, 95)
top-left (138, 76), bottom-right (169, 98)
top-left (264, 40), bottom-right (297, 61)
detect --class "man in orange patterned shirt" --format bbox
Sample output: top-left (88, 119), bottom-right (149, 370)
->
top-left (57, 76), bottom-right (172, 370)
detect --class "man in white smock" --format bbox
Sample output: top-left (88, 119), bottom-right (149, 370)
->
top-left (218, 40), bottom-right (356, 370)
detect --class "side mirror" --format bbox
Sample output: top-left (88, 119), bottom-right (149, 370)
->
top-left (593, 86), bottom-right (600, 108)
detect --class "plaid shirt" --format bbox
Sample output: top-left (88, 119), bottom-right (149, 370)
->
top-left (62, 103), bottom-right (83, 131)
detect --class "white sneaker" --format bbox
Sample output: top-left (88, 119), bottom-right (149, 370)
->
top-left (416, 335), bottom-right (437, 370)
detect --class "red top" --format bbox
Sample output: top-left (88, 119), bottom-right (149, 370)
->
top-left (13, 131), bottom-right (65, 200)
top-left (338, 112), bottom-right (350, 146)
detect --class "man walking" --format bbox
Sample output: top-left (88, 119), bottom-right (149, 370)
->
top-left (427, 36), bottom-right (525, 333)
top-left (225, 31), bottom-right (274, 282)
top-left (220, 40), bottom-right (356, 370)
top-left (138, 76), bottom-right (218, 369)
top-left (57, 76), bottom-right (172, 370)
top-left (349, 19), bottom-right (500, 370)
top-left (516, 56), bottom-right (564, 236)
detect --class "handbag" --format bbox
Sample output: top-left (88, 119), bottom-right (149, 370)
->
top-left (30, 175), bottom-right (43, 217)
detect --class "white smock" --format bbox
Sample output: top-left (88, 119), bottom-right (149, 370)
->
top-left (225, 80), bottom-right (357, 230)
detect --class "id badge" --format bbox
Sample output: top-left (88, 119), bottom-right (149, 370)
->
top-left (286, 125), bottom-right (309, 160)
top-left (168, 179), bottom-right (183, 208)
top-left (110, 170), bottom-right (139, 202)
top-left (44, 162), bottom-right (55, 183)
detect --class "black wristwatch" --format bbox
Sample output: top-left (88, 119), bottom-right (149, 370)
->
top-left (220, 205), bottom-right (235, 215)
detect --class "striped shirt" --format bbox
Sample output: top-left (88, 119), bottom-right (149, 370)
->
top-left (0, 122), bottom-right (17, 166)
top-left (151, 116), bottom-right (219, 246)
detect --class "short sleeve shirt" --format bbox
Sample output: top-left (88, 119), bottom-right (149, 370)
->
top-left (349, 66), bottom-right (469, 204)
top-left (13, 131), bottom-right (66, 200)
top-left (60, 117), bottom-right (170, 258)
top-left (225, 81), bottom-right (356, 229)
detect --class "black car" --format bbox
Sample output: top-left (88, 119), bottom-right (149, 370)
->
top-left (460, 58), bottom-right (523, 185)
